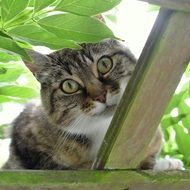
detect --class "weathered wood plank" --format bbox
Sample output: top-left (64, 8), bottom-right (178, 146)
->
top-left (0, 170), bottom-right (190, 190)
top-left (139, 0), bottom-right (190, 12)
top-left (93, 9), bottom-right (190, 169)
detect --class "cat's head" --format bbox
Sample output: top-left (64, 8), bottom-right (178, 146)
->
top-left (25, 39), bottom-right (136, 126)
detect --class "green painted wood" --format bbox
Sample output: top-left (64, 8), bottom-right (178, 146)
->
top-left (93, 9), bottom-right (190, 169)
top-left (139, 0), bottom-right (190, 12)
top-left (0, 170), bottom-right (190, 189)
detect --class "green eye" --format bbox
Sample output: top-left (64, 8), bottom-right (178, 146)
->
top-left (61, 79), bottom-right (80, 94)
top-left (97, 57), bottom-right (113, 75)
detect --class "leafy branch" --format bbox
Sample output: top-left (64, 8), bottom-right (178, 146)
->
top-left (0, 0), bottom-right (121, 60)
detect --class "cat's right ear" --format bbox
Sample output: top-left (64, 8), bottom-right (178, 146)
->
top-left (23, 50), bottom-right (51, 74)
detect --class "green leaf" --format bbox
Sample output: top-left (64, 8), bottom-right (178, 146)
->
top-left (1, 0), bottom-right (30, 23)
top-left (178, 101), bottom-right (190, 130)
top-left (178, 93), bottom-right (190, 113)
top-left (0, 51), bottom-right (20, 62)
top-left (55, 0), bottom-right (122, 16)
top-left (0, 94), bottom-right (26, 103)
top-left (0, 35), bottom-right (30, 61)
top-left (164, 91), bottom-right (186, 114)
top-left (0, 66), bottom-right (23, 82)
top-left (181, 116), bottom-right (190, 131)
top-left (28, 0), bottom-right (35, 7)
top-left (0, 67), bottom-right (7, 74)
top-left (0, 95), bottom-right (12, 103)
top-left (34, 0), bottom-right (57, 13)
top-left (161, 114), bottom-right (187, 128)
top-left (38, 14), bottom-right (115, 43)
top-left (4, 8), bottom-right (33, 29)
top-left (0, 85), bottom-right (39, 98)
top-left (16, 40), bottom-right (33, 50)
top-left (9, 24), bottom-right (80, 50)
top-left (0, 31), bottom-right (12, 39)
top-left (174, 124), bottom-right (190, 159)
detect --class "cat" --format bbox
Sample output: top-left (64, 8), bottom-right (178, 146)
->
top-left (2, 39), bottom-right (184, 170)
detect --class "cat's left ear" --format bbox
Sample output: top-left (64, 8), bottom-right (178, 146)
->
top-left (23, 49), bottom-right (51, 74)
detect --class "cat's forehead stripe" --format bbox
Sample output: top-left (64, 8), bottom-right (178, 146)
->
top-left (80, 49), bottom-right (94, 63)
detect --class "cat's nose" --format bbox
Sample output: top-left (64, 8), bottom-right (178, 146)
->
top-left (92, 90), bottom-right (107, 103)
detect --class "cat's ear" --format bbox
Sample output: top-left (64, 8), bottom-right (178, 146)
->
top-left (23, 50), bottom-right (51, 74)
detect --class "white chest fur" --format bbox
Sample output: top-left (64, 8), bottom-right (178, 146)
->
top-left (66, 115), bottom-right (112, 160)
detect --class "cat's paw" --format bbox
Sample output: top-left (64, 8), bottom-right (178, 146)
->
top-left (153, 156), bottom-right (184, 171)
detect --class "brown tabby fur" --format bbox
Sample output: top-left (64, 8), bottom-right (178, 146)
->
top-left (3, 39), bottom-right (162, 170)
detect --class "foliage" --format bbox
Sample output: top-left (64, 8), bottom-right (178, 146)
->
top-left (160, 64), bottom-right (190, 168)
top-left (0, 51), bottom-right (39, 137)
top-left (0, 0), bottom-right (121, 60)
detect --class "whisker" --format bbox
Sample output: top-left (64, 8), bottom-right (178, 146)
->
top-left (53, 114), bottom-right (84, 156)
top-left (71, 117), bottom-right (87, 150)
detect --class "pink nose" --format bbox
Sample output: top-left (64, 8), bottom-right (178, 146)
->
top-left (92, 91), bottom-right (107, 103)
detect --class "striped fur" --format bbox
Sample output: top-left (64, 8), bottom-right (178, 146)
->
top-left (3, 39), bottom-right (162, 170)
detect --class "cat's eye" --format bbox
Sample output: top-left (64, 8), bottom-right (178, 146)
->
top-left (61, 79), bottom-right (80, 94)
top-left (97, 57), bottom-right (113, 75)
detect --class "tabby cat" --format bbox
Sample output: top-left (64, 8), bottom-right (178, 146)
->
top-left (2, 39), bottom-right (183, 170)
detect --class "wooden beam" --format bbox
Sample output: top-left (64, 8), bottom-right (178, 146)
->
top-left (93, 8), bottom-right (190, 169)
top-left (0, 170), bottom-right (190, 189)
top-left (139, 0), bottom-right (190, 12)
